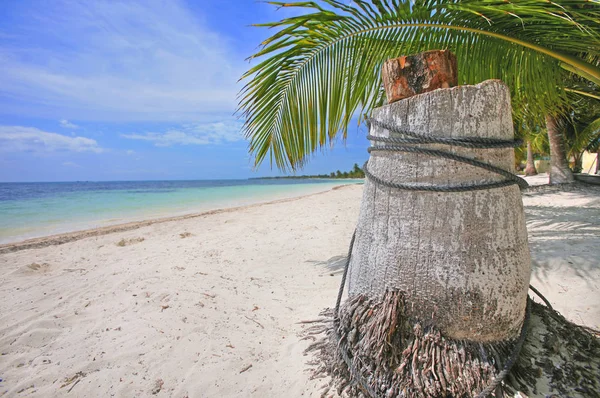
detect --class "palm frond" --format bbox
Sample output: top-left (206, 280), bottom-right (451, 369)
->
top-left (581, 117), bottom-right (600, 152)
top-left (563, 86), bottom-right (600, 157)
top-left (239, 0), bottom-right (600, 170)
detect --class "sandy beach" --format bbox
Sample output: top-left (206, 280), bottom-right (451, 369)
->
top-left (1, 177), bottom-right (599, 397)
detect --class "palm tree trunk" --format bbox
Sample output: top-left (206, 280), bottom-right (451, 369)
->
top-left (524, 140), bottom-right (538, 176)
top-left (349, 80), bottom-right (529, 339)
top-left (337, 80), bottom-right (531, 396)
top-left (546, 114), bottom-right (575, 184)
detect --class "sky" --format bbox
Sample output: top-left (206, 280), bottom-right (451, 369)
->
top-left (0, 0), bottom-right (370, 182)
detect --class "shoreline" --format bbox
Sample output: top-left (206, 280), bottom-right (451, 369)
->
top-left (0, 180), bottom-right (366, 397)
top-left (0, 183), bottom-right (358, 254)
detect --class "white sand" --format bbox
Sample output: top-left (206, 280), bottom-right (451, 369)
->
top-left (522, 178), bottom-right (600, 330)
top-left (1, 180), bottom-right (598, 397)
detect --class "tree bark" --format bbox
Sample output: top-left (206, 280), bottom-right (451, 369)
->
top-left (382, 50), bottom-right (457, 104)
top-left (524, 140), bottom-right (538, 176)
top-left (546, 114), bottom-right (575, 184)
top-left (348, 80), bottom-right (530, 342)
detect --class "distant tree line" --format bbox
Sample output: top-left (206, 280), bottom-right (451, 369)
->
top-left (331, 163), bottom-right (365, 179)
top-left (254, 163), bottom-right (365, 179)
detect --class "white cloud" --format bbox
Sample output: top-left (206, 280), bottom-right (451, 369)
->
top-left (126, 150), bottom-right (135, 155)
top-left (59, 119), bottom-right (79, 129)
top-left (0, 0), bottom-right (242, 121)
top-left (0, 126), bottom-right (103, 153)
top-left (121, 120), bottom-right (243, 147)
top-left (62, 161), bottom-right (80, 167)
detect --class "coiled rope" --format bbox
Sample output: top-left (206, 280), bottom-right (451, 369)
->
top-left (333, 117), bottom-right (532, 397)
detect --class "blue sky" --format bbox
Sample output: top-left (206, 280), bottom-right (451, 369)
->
top-left (0, 0), bottom-right (370, 182)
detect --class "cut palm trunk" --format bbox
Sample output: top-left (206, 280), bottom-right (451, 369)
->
top-left (350, 80), bottom-right (530, 339)
top-left (337, 78), bottom-right (530, 397)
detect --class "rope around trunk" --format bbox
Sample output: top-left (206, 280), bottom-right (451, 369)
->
top-left (332, 118), bottom-right (533, 397)
top-left (365, 117), bottom-right (528, 192)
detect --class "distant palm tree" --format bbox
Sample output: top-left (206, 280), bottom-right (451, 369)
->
top-left (524, 141), bottom-right (538, 176)
top-left (543, 70), bottom-right (599, 182)
top-left (239, 0), bottom-right (599, 172)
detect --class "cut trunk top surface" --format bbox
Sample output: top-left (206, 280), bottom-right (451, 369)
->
top-left (348, 80), bottom-right (531, 342)
top-left (382, 50), bottom-right (458, 103)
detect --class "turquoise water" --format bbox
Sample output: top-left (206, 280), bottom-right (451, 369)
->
top-left (0, 179), bottom-right (363, 244)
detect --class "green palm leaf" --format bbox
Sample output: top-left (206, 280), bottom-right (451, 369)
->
top-left (238, 0), bottom-right (600, 171)
top-left (565, 89), bottom-right (600, 156)
top-left (581, 117), bottom-right (600, 152)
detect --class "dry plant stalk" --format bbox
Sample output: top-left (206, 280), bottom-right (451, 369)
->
top-left (333, 291), bottom-right (506, 397)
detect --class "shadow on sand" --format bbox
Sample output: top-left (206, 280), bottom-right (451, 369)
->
top-left (307, 255), bottom-right (348, 276)
top-left (523, 186), bottom-right (600, 287)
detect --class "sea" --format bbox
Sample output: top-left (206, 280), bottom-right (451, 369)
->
top-left (0, 179), bottom-right (363, 244)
